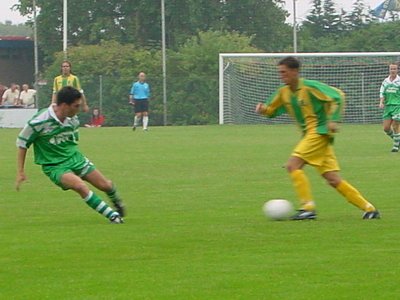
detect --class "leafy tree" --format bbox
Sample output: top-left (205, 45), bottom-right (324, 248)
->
top-left (16, 0), bottom-right (289, 62)
top-left (222, 0), bottom-right (291, 51)
top-left (302, 0), bottom-right (324, 37)
top-left (168, 31), bottom-right (260, 125)
top-left (321, 0), bottom-right (341, 35)
top-left (344, 0), bottom-right (372, 30)
top-left (331, 20), bottom-right (400, 52)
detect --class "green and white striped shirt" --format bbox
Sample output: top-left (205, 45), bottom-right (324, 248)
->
top-left (17, 105), bottom-right (80, 165)
top-left (380, 75), bottom-right (400, 105)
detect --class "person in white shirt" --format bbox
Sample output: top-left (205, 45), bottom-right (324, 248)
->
top-left (19, 84), bottom-right (37, 108)
top-left (2, 83), bottom-right (19, 106)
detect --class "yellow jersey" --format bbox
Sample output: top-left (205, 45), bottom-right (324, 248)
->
top-left (53, 74), bottom-right (83, 94)
top-left (263, 79), bottom-right (344, 134)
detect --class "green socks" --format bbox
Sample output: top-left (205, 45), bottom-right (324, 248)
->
top-left (385, 129), bottom-right (394, 139)
top-left (393, 133), bottom-right (400, 150)
top-left (84, 191), bottom-right (115, 219)
top-left (107, 185), bottom-right (123, 204)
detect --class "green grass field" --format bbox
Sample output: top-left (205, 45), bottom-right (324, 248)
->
top-left (1, 125), bottom-right (399, 299)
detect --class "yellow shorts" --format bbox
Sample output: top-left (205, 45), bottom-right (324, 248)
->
top-left (292, 133), bottom-right (340, 174)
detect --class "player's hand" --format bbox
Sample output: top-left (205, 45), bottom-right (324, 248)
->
top-left (379, 97), bottom-right (385, 109)
top-left (328, 121), bottom-right (339, 133)
top-left (15, 172), bottom-right (27, 191)
top-left (255, 103), bottom-right (266, 114)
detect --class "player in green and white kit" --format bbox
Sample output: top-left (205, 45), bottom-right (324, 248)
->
top-left (379, 63), bottom-right (400, 152)
top-left (16, 86), bottom-right (125, 223)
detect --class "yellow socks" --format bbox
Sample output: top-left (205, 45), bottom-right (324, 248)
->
top-left (289, 171), bottom-right (375, 213)
top-left (290, 170), bottom-right (315, 211)
top-left (336, 180), bottom-right (375, 212)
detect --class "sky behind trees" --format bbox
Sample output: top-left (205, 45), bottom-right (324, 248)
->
top-left (0, 0), bottom-right (385, 24)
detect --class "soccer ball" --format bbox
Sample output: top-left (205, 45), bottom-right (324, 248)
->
top-left (263, 199), bottom-right (293, 220)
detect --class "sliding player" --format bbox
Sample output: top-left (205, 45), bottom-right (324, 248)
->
top-left (256, 56), bottom-right (380, 220)
top-left (379, 63), bottom-right (400, 152)
top-left (16, 87), bottom-right (125, 223)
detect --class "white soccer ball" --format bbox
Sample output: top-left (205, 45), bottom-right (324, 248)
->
top-left (263, 199), bottom-right (293, 220)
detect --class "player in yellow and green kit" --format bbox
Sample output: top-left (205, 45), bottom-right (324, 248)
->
top-left (52, 60), bottom-right (89, 112)
top-left (379, 63), bottom-right (400, 152)
top-left (256, 56), bottom-right (380, 220)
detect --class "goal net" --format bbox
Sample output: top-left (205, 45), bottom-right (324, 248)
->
top-left (219, 52), bottom-right (400, 124)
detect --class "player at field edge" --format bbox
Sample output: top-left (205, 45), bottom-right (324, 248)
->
top-left (52, 60), bottom-right (89, 113)
top-left (379, 63), bottom-right (400, 152)
top-left (129, 72), bottom-right (150, 131)
top-left (255, 56), bottom-right (380, 220)
top-left (16, 86), bottom-right (125, 223)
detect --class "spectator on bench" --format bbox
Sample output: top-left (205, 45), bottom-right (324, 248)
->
top-left (1, 83), bottom-right (19, 106)
top-left (85, 108), bottom-right (105, 127)
top-left (19, 84), bottom-right (37, 108)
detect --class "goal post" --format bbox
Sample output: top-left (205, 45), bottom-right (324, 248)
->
top-left (219, 52), bottom-right (400, 125)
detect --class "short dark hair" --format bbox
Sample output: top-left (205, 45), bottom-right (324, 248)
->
top-left (278, 56), bottom-right (301, 69)
top-left (57, 86), bottom-right (82, 105)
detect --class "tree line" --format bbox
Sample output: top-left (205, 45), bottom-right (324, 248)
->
top-left (11, 0), bottom-right (400, 125)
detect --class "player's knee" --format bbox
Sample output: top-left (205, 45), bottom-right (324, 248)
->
top-left (324, 175), bottom-right (341, 188)
top-left (72, 181), bottom-right (89, 195)
top-left (286, 164), bottom-right (294, 173)
top-left (286, 163), bottom-right (300, 173)
top-left (383, 123), bottom-right (392, 132)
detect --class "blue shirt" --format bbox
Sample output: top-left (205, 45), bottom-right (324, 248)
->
top-left (130, 81), bottom-right (150, 100)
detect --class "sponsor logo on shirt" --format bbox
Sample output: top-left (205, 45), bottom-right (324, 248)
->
top-left (49, 131), bottom-right (76, 145)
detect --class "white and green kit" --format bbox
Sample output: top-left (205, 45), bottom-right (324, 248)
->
top-left (17, 105), bottom-right (123, 221)
top-left (380, 75), bottom-right (400, 121)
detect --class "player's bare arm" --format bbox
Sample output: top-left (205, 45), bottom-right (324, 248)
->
top-left (16, 147), bottom-right (28, 191)
top-left (81, 94), bottom-right (89, 112)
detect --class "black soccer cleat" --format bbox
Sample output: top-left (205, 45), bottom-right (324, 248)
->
top-left (132, 125), bottom-right (136, 131)
top-left (110, 213), bottom-right (124, 224)
top-left (113, 201), bottom-right (126, 217)
top-left (391, 147), bottom-right (399, 153)
top-left (362, 210), bottom-right (380, 220)
top-left (290, 209), bottom-right (317, 220)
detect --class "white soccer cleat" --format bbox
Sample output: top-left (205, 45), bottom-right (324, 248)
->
top-left (109, 213), bottom-right (124, 224)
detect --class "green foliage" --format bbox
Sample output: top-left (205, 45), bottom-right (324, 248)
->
top-left (168, 31), bottom-right (260, 125)
top-left (331, 20), bottom-right (400, 52)
top-left (16, 0), bottom-right (290, 61)
top-left (222, 0), bottom-right (291, 51)
top-left (299, 0), bottom-right (380, 51)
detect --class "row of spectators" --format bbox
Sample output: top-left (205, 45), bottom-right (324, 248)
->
top-left (0, 83), bottom-right (36, 108)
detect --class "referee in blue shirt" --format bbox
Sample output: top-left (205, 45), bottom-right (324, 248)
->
top-left (129, 72), bottom-right (150, 131)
